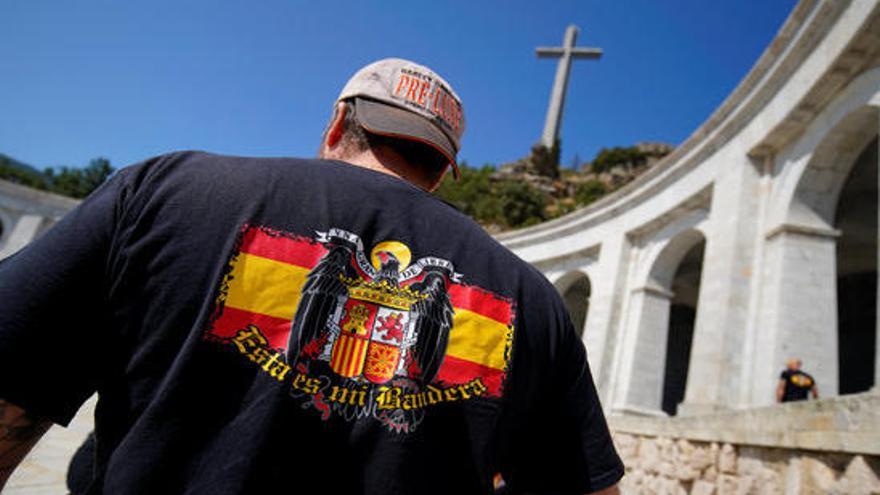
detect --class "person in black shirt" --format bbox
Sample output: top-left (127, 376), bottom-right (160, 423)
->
top-left (776, 358), bottom-right (819, 403)
top-left (0, 58), bottom-right (623, 494)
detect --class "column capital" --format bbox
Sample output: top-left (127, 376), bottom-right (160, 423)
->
top-left (765, 223), bottom-right (841, 240)
top-left (632, 285), bottom-right (675, 299)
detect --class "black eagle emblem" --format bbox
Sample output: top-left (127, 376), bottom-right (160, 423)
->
top-left (286, 243), bottom-right (353, 364)
top-left (408, 270), bottom-right (454, 384)
top-left (285, 241), bottom-right (454, 387)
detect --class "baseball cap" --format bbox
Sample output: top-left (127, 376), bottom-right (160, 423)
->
top-left (337, 58), bottom-right (465, 179)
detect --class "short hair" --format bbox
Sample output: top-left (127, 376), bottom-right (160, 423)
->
top-left (334, 100), bottom-right (450, 183)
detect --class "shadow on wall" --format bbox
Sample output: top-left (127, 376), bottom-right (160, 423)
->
top-left (835, 137), bottom-right (878, 395)
top-left (662, 240), bottom-right (704, 416)
top-left (562, 274), bottom-right (591, 338)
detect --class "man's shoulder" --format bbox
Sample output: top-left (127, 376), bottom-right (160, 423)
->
top-left (117, 150), bottom-right (547, 287)
top-left (115, 151), bottom-right (378, 194)
top-left (129, 150), bottom-right (323, 173)
top-left (422, 204), bottom-right (546, 285)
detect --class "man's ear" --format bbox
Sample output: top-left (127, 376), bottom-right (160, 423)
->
top-left (425, 165), bottom-right (449, 192)
top-left (323, 102), bottom-right (347, 153)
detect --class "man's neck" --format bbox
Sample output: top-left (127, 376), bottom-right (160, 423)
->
top-left (336, 150), bottom-right (400, 179)
top-left (321, 147), bottom-right (436, 191)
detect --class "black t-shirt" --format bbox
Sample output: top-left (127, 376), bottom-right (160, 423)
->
top-left (779, 369), bottom-right (815, 402)
top-left (0, 152), bottom-right (623, 494)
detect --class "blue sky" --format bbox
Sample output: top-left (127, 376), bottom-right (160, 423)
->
top-left (1, 1), bottom-right (796, 171)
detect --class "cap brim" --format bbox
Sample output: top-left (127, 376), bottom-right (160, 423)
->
top-left (353, 98), bottom-right (460, 180)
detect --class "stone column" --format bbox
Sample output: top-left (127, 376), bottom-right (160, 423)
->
top-left (680, 153), bottom-right (764, 414)
top-left (611, 285), bottom-right (673, 415)
top-left (585, 234), bottom-right (632, 403)
top-left (0, 214), bottom-right (44, 260)
top-left (751, 225), bottom-right (840, 404)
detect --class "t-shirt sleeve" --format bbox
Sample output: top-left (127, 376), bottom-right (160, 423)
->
top-left (0, 170), bottom-right (130, 426)
top-left (496, 281), bottom-right (624, 493)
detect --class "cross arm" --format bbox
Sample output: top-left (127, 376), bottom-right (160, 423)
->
top-left (570, 47), bottom-right (603, 59)
top-left (535, 47), bottom-right (603, 59)
top-left (536, 47), bottom-right (564, 58)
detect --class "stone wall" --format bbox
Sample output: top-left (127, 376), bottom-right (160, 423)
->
top-left (610, 392), bottom-right (880, 494)
top-left (614, 433), bottom-right (879, 494)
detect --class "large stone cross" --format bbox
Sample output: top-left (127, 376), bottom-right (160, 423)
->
top-left (536, 25), bottom-right (602, 149)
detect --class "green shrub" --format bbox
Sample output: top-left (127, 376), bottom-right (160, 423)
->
top-left (590, 146), bottom-right (647, 173)
top-left (530, 140), bottom-right (560, 178)
top-left (496, 180), bottom-right (547, 227)
top-left (574, 179), bottom-right (608, 206)
top-left (44, 158), bottom-right (114, 199)
top-left (0, 155), bottom-right (114, 199)
top-left (435, 163), bottom-right (547, 229)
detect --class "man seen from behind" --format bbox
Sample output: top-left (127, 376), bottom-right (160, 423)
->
top-left (0, 58), bottom-right (623, 494)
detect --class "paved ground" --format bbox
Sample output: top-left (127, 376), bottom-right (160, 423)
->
top-left (5, 396), bottom-right (96, 494)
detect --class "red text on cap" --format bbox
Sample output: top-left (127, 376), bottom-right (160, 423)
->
top-left (392, 71), bottom-right (462, 135)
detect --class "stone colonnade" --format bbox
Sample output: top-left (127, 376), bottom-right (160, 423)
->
top-left (500, 0), bottom-right (880, 416)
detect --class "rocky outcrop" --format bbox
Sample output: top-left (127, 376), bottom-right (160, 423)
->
top-left (579, 142), bottom-right (674, 188)
top-left (492, 142), bottom-right (674, 199)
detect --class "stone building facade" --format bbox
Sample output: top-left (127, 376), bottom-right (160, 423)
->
top-left (502, 0), bottom-right (880, 418)
top-left (500, 0), bottom-right (880, 492)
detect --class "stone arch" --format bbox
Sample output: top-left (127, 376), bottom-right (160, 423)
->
top-left (615, 227), bottom-right (707, 415)
top-left (651, 230), bottom-right (706, 416)
top-left (628, 207), bottom-right (709, 294)
top-left (763, 71), bottom-right (880, 400)
top-left (555, 271), bottom-right (592, 338)
top-left (645, 229), bottom-right (706, 294)
top-left (773, 68), bottom-right (880, 231)
top-left (788, 106), bottom-right (878, 230)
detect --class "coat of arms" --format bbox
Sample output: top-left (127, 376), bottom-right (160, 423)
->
top-left (206, 225), bottom-right (516, 432)
top-left (286, 230), bottom-right (455, 388)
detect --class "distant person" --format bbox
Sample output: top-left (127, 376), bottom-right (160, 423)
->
top-left (776, 358), bottom-right (819, 402)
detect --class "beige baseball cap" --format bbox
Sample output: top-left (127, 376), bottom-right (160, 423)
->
top-left (337, 58), bottom-right (465, 179)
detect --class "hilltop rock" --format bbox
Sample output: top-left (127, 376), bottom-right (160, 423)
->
top-left (493, 142), bottom-right (673, 199)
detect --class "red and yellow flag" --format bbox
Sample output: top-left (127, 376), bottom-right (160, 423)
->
top-left (208, 226), bottom-right (514, 397)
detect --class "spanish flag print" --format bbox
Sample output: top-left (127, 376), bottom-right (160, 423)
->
top-left (207, 226), bottom-right (515, 397)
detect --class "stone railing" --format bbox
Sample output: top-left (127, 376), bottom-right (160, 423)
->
top-left (609, 392), bottom-right (880, 494)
